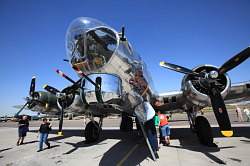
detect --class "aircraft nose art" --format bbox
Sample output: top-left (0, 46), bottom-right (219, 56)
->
top-left (66, 17), bottom-right (119, 74)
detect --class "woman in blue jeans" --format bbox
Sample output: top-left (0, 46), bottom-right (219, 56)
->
top-left (37, 118), bottom-right (52, 152)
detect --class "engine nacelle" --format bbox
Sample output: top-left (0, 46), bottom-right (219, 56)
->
top-left (181, 65), bottom-right (231, 107)
top-left (28, 91), bottom-right (59, 114)
top-left (36, 91), bottom-right (85, 115)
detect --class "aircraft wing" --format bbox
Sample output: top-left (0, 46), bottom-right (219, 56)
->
top-left (153, 90), bottom-right (185, 113)
top-left (224, 81), bottom-right (250, 104)
top-left (153, 81), bottom-right (250, 113)
top-left (13, 105), bottom-right (29, 110)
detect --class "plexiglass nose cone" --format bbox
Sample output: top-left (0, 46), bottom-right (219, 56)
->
top-left (66, 17), bottom-right (118, 74)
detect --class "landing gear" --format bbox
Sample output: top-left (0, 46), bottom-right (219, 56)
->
top-left (135, 117), bottom-right (143, 136)
top-left (195, 116), bottom-right (216, 147)
top-left (84, 117), bottom-right (103, 143)
top-left (120, 112), bottom-right (133, 132)
top-left (187, 109), bottom-right (197, 132)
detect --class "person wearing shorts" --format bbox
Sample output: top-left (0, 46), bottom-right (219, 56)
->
top-left (17, 115), bottom-right (29, 146)
top-left (158, 111), bottom-right (170, 146)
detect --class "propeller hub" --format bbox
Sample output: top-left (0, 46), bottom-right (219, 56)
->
top-left (56, 92), bottom-right (67, 99)
top-left (209, 70), bottom-right (219, 79)
top-left (185, 65), bottom-right (230, 98)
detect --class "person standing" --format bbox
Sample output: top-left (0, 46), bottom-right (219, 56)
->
top-left (236, 106), bottom-right (244, 122)
top-left (17, 115), bottom-right (29, 146)
top-left (144, 118), bottom-right (159, 155)
top-left (154, 113), bottom-right (160, 127)
top-left (243, 107), bottom-right (250, 122)
top-left (37, 118), bottom-right (52, 152)
top-left (143, 101), bottom-right (159, 156)
top-left (153, 113), bottom-right (160, 148)
top-left (158, 111), bottom-right (170, 146)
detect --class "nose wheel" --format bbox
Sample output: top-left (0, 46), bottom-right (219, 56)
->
top-left (84, 117), bottom-right (103, 143)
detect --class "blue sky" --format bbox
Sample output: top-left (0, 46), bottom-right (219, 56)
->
top-left (0, 0), bottom-right (249, 116)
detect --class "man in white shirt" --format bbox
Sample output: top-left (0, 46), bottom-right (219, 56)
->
top-left (243, 107), bottom-right (250, 122)
top-left (236, 106), bottom-right (244, 122)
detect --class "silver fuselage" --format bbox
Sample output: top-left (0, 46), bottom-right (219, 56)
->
top-left (65, 17), bottom-right (156, 117)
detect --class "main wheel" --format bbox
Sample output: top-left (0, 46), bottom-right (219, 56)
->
top-left (195, 116), bottom-right (215, 146)
top-left (120, 113), bottom-right (133, 132)
top-left (85, 121), bottom-right (100, 143)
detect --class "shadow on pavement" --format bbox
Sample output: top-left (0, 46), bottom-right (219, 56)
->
top-left (22, 140), bottom-right (38, 145)
top-left (0, 147), bottom-right (12, 159)
top-left (240, 140), bottom-right (250, 143)
top-left (63, 141), bottom-right (108, 155)
top-left (49, 145), bottom-right (60, 149)
top-left (0, 147), bottom-right (12, 153)
top-left (30, 129), bottom-right (151, 165)
top-left (99, 133), bottom-right (150, 166)
top-left (28, 126), bottom-right (250, 165)
top-left (170, 126), bottom-right (250, 140)
top-left (168, 126), bottom-right (250, 165)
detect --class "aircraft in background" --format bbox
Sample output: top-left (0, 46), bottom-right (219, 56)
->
top-left (16, 17), bottom-right (250, 151)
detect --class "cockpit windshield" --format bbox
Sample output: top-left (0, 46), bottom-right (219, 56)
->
top-left (66, 17), bottom-right (118, 74)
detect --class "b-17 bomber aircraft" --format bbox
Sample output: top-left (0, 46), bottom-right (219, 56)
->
top-left (16, 17), bottom-right (250, 155)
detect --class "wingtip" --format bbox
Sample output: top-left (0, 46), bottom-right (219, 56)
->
top-left (221, 130), bottom-right (233, 137)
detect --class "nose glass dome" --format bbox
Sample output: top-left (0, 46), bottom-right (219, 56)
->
top-left (66, 17), bottom-right (118, 73)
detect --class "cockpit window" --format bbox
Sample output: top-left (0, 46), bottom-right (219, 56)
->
top-left (67, 26), bottom-right (118, 74)
top-left (85, 28), bottom-right (117, 64)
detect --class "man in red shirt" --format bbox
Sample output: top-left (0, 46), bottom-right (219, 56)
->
top-left (158, 111), bottom-right (170, 146)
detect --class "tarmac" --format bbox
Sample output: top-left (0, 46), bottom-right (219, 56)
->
top-left (1, 111), bottom-right (250, 166)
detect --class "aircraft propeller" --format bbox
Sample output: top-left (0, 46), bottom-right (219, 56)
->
top-left (160, 47), bottom-right (250, 137)
top-left (15, 76), bottom-right (41, 118)
top-left (43, 70), bottom-right (83, 136)
top-left (43, 83), bottom-right (77, 136)
top-left (44, 68), bottom-right (104, 135)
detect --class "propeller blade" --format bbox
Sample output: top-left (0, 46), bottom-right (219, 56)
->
top-left (56, 69), bottom-right (84, 92)
top-left (57, 107), bottom-right (64, 136)
top-left (72, 66), bottom-right (100, 89)
top-left (29, 76), bottom-right (36, 97)
top-left (56, 69), bottom-right (76, 84)
top-left (208, 85), bottom-right (233, 137)
top-left (14, 102), bottom-right (29, 118)
top-left (160, 61), bottom-right (199, 76)
top-left (43, 84), bottom-right (60, 95)
top-left (219, 47), bottom-right (250, 74)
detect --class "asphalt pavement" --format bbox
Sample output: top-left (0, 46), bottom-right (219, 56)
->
top-left (1, 111), bottom-right (250, 166)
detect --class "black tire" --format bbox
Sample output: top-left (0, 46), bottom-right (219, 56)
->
top-left (85, 121), bottom-right (100, 143)
top-left (195, 116), bottom-right (214, 146)
top-left (190, 124), bottom-right (197, 133)
top-left (120, 113), bottom-right (133, 132)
